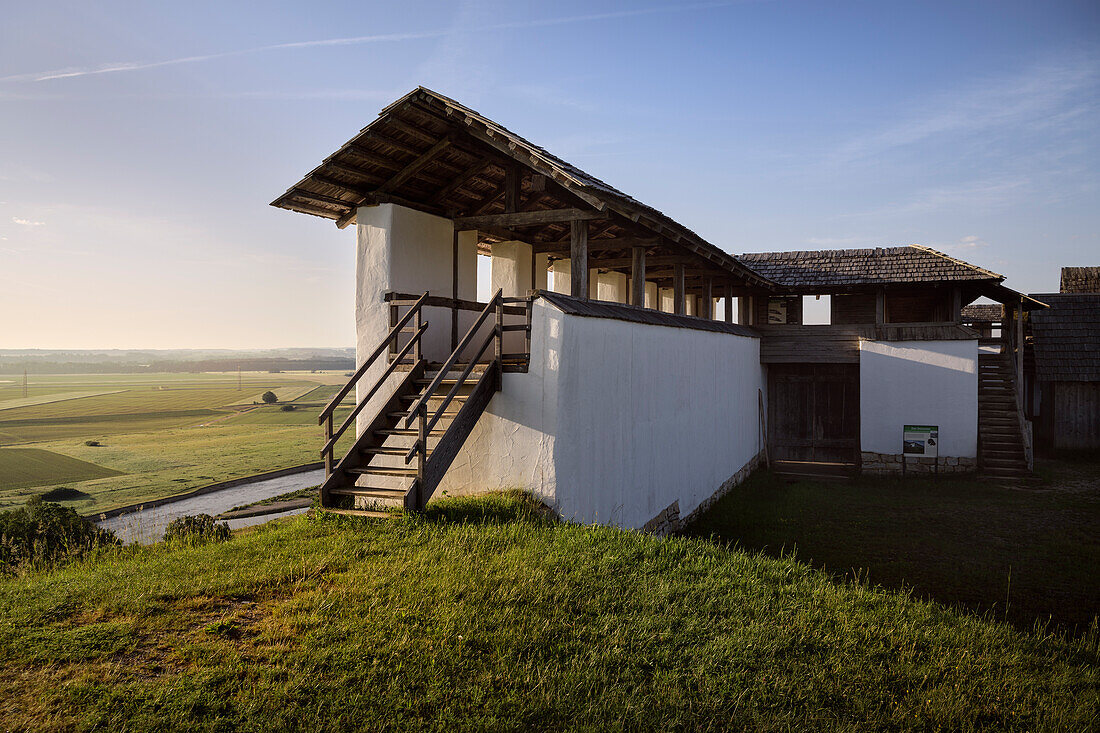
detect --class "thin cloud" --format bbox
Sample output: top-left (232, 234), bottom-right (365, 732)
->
top-left (12, 217), bottom-right (45, 227)
top-left (3, 2), bottom-right (743, 84)
top-left (830, 54), bottom-right (1100, 165)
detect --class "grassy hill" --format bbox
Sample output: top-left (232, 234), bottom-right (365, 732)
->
top-left (1, 492), bottom-right (1097, 731)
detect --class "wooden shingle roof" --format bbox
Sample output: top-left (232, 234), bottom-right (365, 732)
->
top-left (271, 87), bottom-right (771, 289)
top-left (961, 303), bottom-right (1004, 322)
top-left (1030, 293), bottom-right (1100, 382)
top-left (1060, 267), bottom-right (1100, 294)
top-left (737, 245), bottom-right (1002, 289)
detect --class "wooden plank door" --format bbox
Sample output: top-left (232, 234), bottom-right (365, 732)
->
top-left (769, 364), bottom-right (859, 463)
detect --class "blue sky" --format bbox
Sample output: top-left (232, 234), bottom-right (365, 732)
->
top-left (2, 0), bottom-right (1097, 348)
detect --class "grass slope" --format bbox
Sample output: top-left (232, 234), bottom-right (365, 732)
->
top-left (688, 463), bottom-right (1100, 633)
top-left (0, 493), bottom-right (1097, 731)
top-left (0, 448), bottom-right (124, 491)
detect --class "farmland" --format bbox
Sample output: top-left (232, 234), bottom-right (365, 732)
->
top-left (0, 372), bottom-right (353, 514)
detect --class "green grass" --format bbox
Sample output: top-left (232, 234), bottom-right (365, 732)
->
top-left (0, 448), bottom-right (124, 491)
top-left (0, 492), bottom-right (1096, 731)
top-left (0, 373), bottom-right (352, 512)
top-left (0, 425), bottom-right (348, 514)
top-left (688, 460), bottom-right (1100, 634)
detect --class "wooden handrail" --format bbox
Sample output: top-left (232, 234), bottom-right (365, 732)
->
top-left (404, 289), bottom-right (502, 429)
top-left (319, 291), bottom-right (429, 479)
top-left (384, 291), bottom-right (528, 316)
top-left (322, 320), bottom-right (428, 457)
top-left (319, 291), bottom-right (429, 423)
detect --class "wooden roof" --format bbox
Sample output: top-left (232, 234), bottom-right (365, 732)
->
top-left (737, 246), bottom-right (1003, 289)
top-left (1029, 293), bottom-right (1100, 382)
top-left (1060, 267), bottom-right (1100, 294)
top-left (271, 87), bottom-right (771, 290)
top-left (961, 303), bottom-right (1004, 322)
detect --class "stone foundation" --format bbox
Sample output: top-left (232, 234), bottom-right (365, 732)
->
top-left (642, 500), bottom-right (681, 536)
top-left (860, 452), bottom-right (976, 476)
top-left (642, 451), bottom-right (765, 535)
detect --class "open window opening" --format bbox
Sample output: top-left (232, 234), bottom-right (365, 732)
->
top-left (802, 294), bottom-right (832, 325)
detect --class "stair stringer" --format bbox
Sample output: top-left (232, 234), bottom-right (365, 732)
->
top-left (321, 360), bottom-right (426, 509)
top-left (413, 363), bottom-right (501, 509)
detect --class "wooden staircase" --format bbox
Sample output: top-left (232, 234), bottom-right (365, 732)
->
top-left (978, 343), bottom-right (1035, 484)
top-left (317, 290), bottom-right (530, 517)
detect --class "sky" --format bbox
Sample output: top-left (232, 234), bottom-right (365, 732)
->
top-left (1, 0), bottom-right (1098, 349)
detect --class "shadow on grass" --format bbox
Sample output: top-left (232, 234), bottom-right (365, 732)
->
top-left (422, 490), bottom-right (556, 526)
top-left (686, 464), bottom-right (1100, 635)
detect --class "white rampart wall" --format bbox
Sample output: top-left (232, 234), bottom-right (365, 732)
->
top-left (859, 339), bottom-right (978, 458)
top-left (439, 300), bottom-right (765, 529)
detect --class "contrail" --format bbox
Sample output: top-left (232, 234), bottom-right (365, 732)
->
top-left (2, 2), bottom-right (741, 83)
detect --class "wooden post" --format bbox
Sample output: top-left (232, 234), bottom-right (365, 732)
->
top-left (323, 416), bottom-right (333, 478)
top-left (505, 166), bottom-right (519, 213)
top-left (673, 263), bottom-right (685, 315)
top-left (702, 278), bottom-right (713, 319)
top-left (570, 219), bottom-right (588, 299)
top-left (1016, 297), bottom-right (1024, 387)
top-left (951, 286), bottom-right (962, 323)
top-left (875, 287), bottom-right (885, 325)
top-left (414, 305), bottom-right (423, 362)
top-left (416, 404), bottom-right (427, 510)
top-left (724, 285), bottom-right (733, 324)
top-left (630, 246), bottom-right (646, 307)
top-left (495, 295), bottom-right (504, 364)
top-left (451, 229), bottom-right (460, 351)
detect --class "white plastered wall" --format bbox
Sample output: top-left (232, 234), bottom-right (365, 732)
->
top-left (355, 204), bottom-right (475, 433)
top-left (439, 299), bottom-right (765, 529)
top-left (859, 339), bottom-right (978, 457)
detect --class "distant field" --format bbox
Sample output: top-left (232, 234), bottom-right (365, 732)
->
top-left (0, 447), bottom-right (124, 491)
top-left (0, 389), bottom-right (126, 411)
top-left (0, 372), bottom-right (356, 512)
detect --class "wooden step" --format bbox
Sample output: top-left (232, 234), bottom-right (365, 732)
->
top-left (374, 428), bottom-right (447, 437)
top-left (400, 393), bottom-right (470, 403)
top-left (346, 466), bottom-right (418, 477)
top-left (982, 465), bottom-right (1031, 477)
top-left (329, 486), bottom-right (408, 499)
top-left (985, 457), bottom-right (1025, 468)
top-left (361, 446), bottom-right (409, 456)
top-left (386, 410), bottom-right (460, 420)
top-left (320, 507), bottom-right (395, 519)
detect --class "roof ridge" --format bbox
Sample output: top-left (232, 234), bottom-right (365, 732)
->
top-left (909, 244), bottom-right (1004, 281)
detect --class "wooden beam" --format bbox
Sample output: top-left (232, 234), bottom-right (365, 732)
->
top-left (288, 188), bottom-right (355, 210)
top-left (532, 236), bottom-right (659, 254)
top-left (673, 263), bottom-right (685, 315)
top-left (630, 247), bottom-right (646, 307)
top-left (724, 285), bottom-right (733, 324)
top-left (429, 157), bottom-right (493, 204)
top-left (377, 135), bottom-right (453, 194)
top-left (455, 207), bottom-right (605, 230)
top-left (571, 219), bottom-right (588, 300)
top-left (702, 277), bottom-right (713, 319)
top-left (505, 166), bottom-right (519, 213)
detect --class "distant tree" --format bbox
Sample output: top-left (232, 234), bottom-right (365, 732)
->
top-left (280, 404), bottom-right (295, 412)
top-left (261, 390), bottom-right (278, 404)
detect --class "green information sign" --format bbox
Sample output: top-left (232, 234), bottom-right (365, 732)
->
top-left (903, 425), bottom-right (939, 458)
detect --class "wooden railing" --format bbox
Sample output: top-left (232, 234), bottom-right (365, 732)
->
top-left (402, 290), bottom-right (499, 471)
top-left (318, 291), bottom-right (430, 478)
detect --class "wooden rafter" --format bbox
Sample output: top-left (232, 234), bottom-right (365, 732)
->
top-left (454, 208), bottom-right (605, 230)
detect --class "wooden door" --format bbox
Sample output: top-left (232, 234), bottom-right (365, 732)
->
top-left (768, 364), bottom-right (860, 463)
